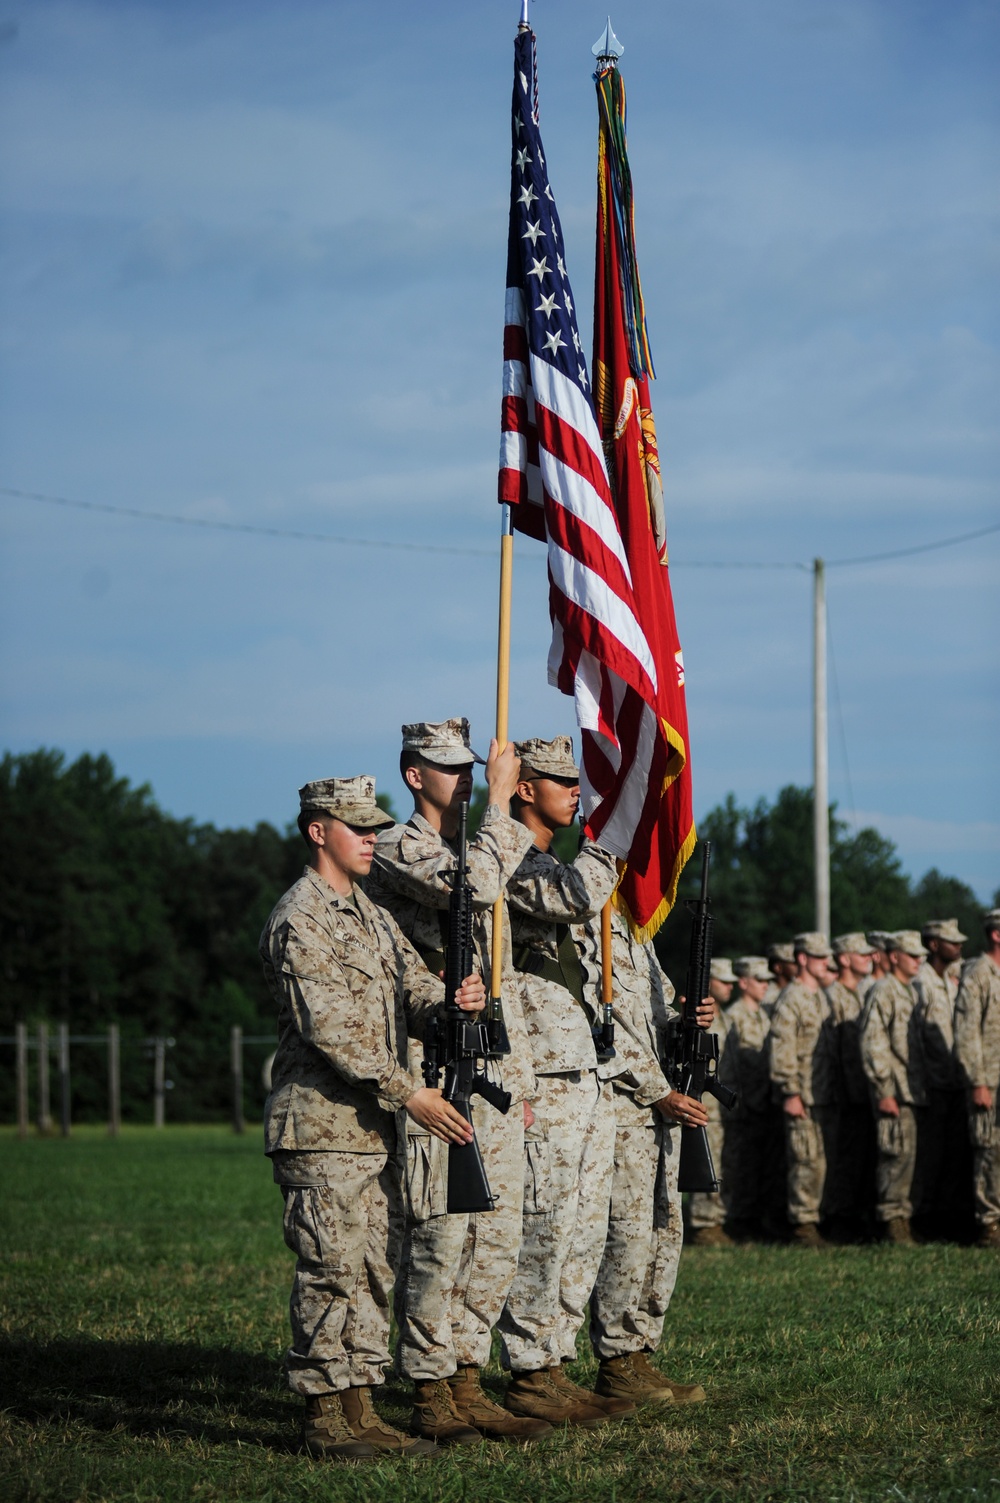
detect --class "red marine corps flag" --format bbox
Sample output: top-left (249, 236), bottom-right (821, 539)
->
top-left (499, 17), bottom-right (694, 939)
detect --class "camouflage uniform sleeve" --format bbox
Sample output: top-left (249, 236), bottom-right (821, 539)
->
top-left (272, 910), bottom-right (421, 1112)
top-left (953, 962), bottom-right (987, 1088)
top-left (859, 982), bottom-right (895, 1099)
top-left (371, 808), bottom-right (534, 912)
top-left (506, 838), bottom-right (617, 922)
top-left (768, 993), bottom-right (803, 1098)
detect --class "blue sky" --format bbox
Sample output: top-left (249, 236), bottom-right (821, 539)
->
top-left (1, 0), bottom-right (997, 906)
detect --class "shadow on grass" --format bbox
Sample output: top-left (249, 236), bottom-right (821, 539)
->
top-left (0, 1334), bottom-right (297, 1451)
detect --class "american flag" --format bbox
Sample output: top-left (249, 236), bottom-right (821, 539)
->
top-left (498, 27), bottom-right (671, 924)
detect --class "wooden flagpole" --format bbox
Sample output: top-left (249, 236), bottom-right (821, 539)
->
top-left (490, 503), bottom-right (515, 1006)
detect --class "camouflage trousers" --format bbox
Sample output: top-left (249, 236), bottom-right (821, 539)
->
top-left (721, 1108), bottom-right (786, 1231)
top-left (394, 1097), bottom-right (525, 1379)
top-left (875, 1104), bottom-right (923, 1223)
top-left (277, 1150), bottom-right (402, 1395)
top-left (499, 1070), bottom-right (616, 1372)
top-left (968, 1100), bottom-right (1000, 1228)
top-left (686, 1102), bottom-right (726, 1229)
top-left (783, 1105), bottom-right (837, 1226)
top-left (589, 1108), bottom-right (683, 1359)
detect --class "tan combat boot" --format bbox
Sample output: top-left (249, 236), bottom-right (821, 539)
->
top-left (690, 1225), bottom-right (734, 1247)
top-left (302, 1392), bottom-right (377, 1460)
top-left (595, 1353), bottom-right (675, 1407)
top-left (790, 1223), bottom-right (828, 1248)
top-left (547, 1362), bottom-right (636, 1419)
top-left (976, 1223), bottom-right (1000, 1249)
top-left (338, 1385), bottom-right (439, 1456)
top-left (410, 1378), bottom-right (483, 1446)
top-left (631, 1350), bottom-right (706, 1405)
top-left (504, 1368), bottom-right (611, 1429)
top-left (448, 1366), bottom-right (554, 1442)
top-left (883, 1217), bottom-right (916, 1246)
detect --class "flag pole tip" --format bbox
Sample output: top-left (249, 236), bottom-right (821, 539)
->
top-left (592, 17), bottom-right (624, 65)
top-left (518, 0), bottom-right (530, 31)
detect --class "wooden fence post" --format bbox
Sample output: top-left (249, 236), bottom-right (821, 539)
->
top-left (231, 1025), bottom-right (245, 1135)
top-left (108, 1024), bottom-right (121, 1137)
top-left (37, 1022), bottom-right (52, 1135)
top-left (16, 1022), bottom-right (29, 1140)
top-left (58, 1022), bottom-right (71, 1137)
top-left (153, 1037), bottom-right (166, 1128)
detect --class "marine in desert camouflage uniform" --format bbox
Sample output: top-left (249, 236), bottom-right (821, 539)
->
top-left (687, 958), bottom-right (737, 1246)
top-left (767, 932), bottom-right (839, 1248)
top-left (859, 931), bottom-right (892, 1003)
top-left (953, 909), bottom-right (1000, 1249)
top-left (824, 933), bottom-right (877, 1241)
top-left (913, 919), bottom-right (972, 1235)
top-left (859, 930), bottom-right (928, 1245)
top-left (764, 942), bottom-right (796, 1015)
top-left (496, 736), bottom-right (635, 1429)
top-left (719, 957), bottom-right (785, 1240)
top-left (365, 719), bottom-right (549, 1444)
top-left (260, 775), bottom-right (486, 1460)
top-left (581, 906), bottom-right (711, 1407)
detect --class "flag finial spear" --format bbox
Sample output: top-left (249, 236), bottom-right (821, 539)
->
top-left (592, 17), bottom-right (624, 69)
top-left (518, 0), bottom-right (530, 33)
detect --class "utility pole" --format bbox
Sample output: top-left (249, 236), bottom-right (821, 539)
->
top-left (813, 558), bottom-right (830, 938)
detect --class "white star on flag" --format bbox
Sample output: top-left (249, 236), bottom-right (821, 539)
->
top-left (544, 330), bottom-right (566, 355)
top-left (518, 183), bottom-right (538, 209)
top-left (522, 220), bottom-right (544, 245)
top-left (536, 292), bottom-right (558, 317)
top-left (516, 148), bottom-right (532, 170)
top-left (526, 255), bottom-right (549, 281)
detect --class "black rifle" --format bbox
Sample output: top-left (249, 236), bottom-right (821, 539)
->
top-left (421, 801), bottom-right (511, 1213)
top-left (668, 840), bottom-right (737, 1192)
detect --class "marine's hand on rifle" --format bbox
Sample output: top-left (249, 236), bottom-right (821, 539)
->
top-left (677, 995), bottom-right (715, 1029)
top-left (972, 1086), bottom-right (994, 1111)
top-left (453, 972), bottom-right (486, 1013)
top-left (783, 1093), bottom-right (808, 1119)
top-left (405, 1087), bottom-right (477, 1143)
top-left (655, 1091), bottom-right (709, 1127)
top-left (438, 969), bottom-right (487, 1013)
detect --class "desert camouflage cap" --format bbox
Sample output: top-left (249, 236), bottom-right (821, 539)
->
top-left (888, 929), bottom-right (928, 958)
top-left (983, 908), bottom-right (1000, 931)
top-left (401, 717), bottom-right (485, 766)
top-left (921, 918), bottom-right (968, 944)
top-left (515, 735), bottom-right (579, 779)
top-left (735, 955), bottom-right (771, 981)
top-left (298, 775), bottom-right (395, 829)
top-left (793, 931), bottom-right (833, 958)
top-left (767, 941), bottom-right (795, 963)
top-left (866, 931), bottom-right (892, 951)
top-left (710, 958), bottom-right (737, 985)
top-left (833, 932), bottom-right (876, 957)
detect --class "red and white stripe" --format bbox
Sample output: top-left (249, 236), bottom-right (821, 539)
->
top-left (500, 285), bottom-right (662, 862)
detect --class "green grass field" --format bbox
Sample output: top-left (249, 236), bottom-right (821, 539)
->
top-left (1, 1126), bottom-right (997, 1503)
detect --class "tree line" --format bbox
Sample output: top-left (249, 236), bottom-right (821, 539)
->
top-left (1, 749), bottom-right (991, 1122)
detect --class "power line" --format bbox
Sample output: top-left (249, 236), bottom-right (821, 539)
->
top-left (826, 521), bottom-right (1000, 567)
top-left (0, 487), bottom-right (496, 559)
top-left (2, 484), bottom-right (998, 569)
